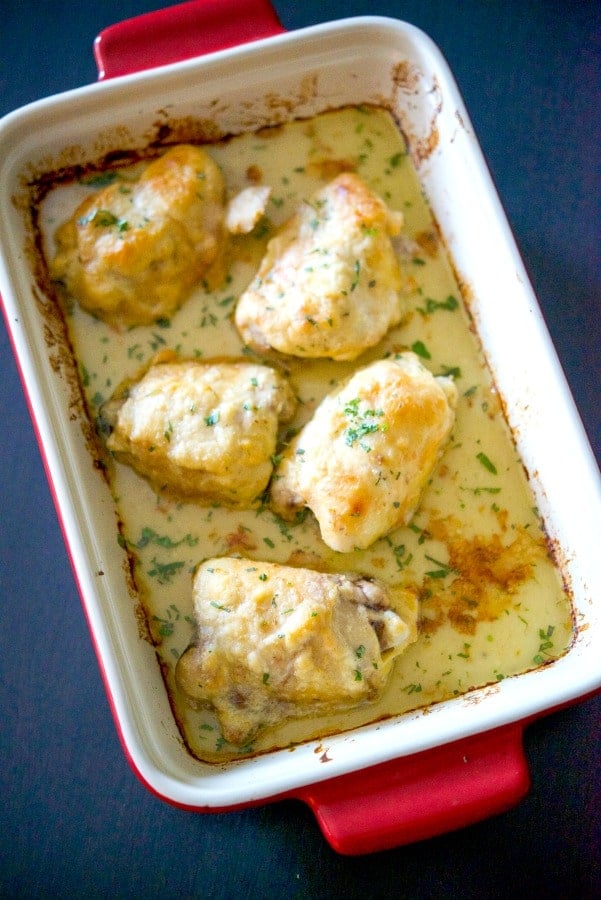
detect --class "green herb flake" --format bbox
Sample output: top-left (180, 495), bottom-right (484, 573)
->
top-left (342, 398), bottom-right (386, 448)
top-left (424, 554), bottom-right (455, 579)
top-left (210, 601), bottom-right (231, 612)
top-left (345, 422), bottom-right (380, 447)
top-left (78, 209), bottom-right (128, 231)
top-left (147, 557), bottom-right (185, 584)
top-left (152, 615), bottom-right (175, 638)
top-left (388, 151), bottom-right (405, 168)
top-left (472, 486), bottom-right (502, 495)
top-left (533, 625), bottom-right (555, 664)
top-left (438, 365), bottom-right (461, 379)
top-left (410, 340), bottom-right (431, 360)
top-left (80, 171), bottom-right (120, 188)
top-left (418, 295), bottom-right (459, 315)
top-left (476, 451), bottom-right (498, 474)
top-left (134, 527), bottom-right (198, 549)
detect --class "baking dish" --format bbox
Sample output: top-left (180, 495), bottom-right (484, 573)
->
top-left (0, 0), bottom-right (599, 855)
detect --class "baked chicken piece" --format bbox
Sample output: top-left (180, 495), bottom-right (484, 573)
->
top-left (51, 145), bottom-right (226, 327)
top-left (100, 355), bottom-right (296, 507)
top-left (175, 558), bottom-right (418, 743)
top-left (234, 172), bottom-right (406, 361)
top-left (270, 353), bottom-right (457, 552)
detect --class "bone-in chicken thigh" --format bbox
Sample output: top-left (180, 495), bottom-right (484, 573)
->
top-left (101, 355), bottom-right (296, 507)
top-left (51, 145), bottom-right (226, 327)
top-left (234, 172), bottom-right (406, 360)
top-left (270, 353), bottom-right (457, 552)
top-left (175, 558), bottom-right (418, 743)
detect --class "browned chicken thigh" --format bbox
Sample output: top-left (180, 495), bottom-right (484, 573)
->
top-left (234, 172), bottom-right (406, 361)
top-left (101, 355), bottom-right (296, 507)
top-left (51, 145), bottom-right (227, 327)
top-left (176, 558), bottom-right (418, 743)
top-left (270, 353), bottom-right (457, 551)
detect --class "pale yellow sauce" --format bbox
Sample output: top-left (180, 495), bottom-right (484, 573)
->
top-left (40, 107), bottom-right (574, 761)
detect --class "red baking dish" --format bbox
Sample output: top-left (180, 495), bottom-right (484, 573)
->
top-left (0, 0), bottom-right (599, 855)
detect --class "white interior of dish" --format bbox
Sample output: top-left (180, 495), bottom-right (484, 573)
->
top-left (0, 17), bottom-right (599, 807)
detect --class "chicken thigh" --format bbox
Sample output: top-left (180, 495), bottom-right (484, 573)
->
top-left (270, 353), bottom-right (457, 552)
top-left (176, 557), bottom-right (418, 743)
top-left (234, 172), bottom-right (406, 361)
top-left (51, 145), bottom-right (226, 327)
top-left (101, 355), bottom-right (296, 507)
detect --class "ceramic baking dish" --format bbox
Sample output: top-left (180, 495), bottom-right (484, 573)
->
top-left (1, 0), bottom-right (599, 855)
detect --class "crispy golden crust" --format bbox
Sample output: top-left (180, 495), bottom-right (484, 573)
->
top-left (51, 145), bottom-right (226, 327)
top-left (103, 357), bottom-right (296, 507)
top-left (176, 558), bottom-right (418, 743)
top-left (270, 353), bottom-right (457, 552)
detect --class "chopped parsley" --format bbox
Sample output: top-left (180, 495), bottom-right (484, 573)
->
top-left (80, 171), bottom-right (120, 188)
top-left (147, 557), bottom-right (185, 584)
top-left (78, 209), bottom-right (129, 232)
top-left (134, 527), bottom-right (198, 549)
top-left (410, 340), bottom-right (431, 360)
top-left (533, 625), bottom-right (555, 665)
top-left (210, 601), bottom-right (231, 612)
top-left (417, 295), bottom-right (459, 315)
top-left (343, 398), bottom-right (387, 450)
top-left (388, 151), bottom-right (406, 168)
top-left (350, 259), bottom-right (361, 291)
top-left (476, 451), bottom-right (498, 474)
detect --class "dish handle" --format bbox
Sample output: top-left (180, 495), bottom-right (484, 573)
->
top-left (295, 723), bottom-right (530, 855)
top-left (93, 0), bottom-right (286, 79)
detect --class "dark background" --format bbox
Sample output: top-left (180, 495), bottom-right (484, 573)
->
top-left (1, 1), bottom-right (599, 896)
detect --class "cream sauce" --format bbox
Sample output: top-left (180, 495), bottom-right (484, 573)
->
top-left (40, 106), bottom-right (574, 761)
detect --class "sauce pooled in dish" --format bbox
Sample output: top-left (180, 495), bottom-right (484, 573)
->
top-left (37, 105), bottom-right (574, 761)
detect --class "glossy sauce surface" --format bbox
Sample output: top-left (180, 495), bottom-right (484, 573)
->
top-left (40, 107), bottom-right (574, 761)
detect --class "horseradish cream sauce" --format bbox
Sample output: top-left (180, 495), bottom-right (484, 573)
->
top-left (40, 107), bottom-right (573, 761)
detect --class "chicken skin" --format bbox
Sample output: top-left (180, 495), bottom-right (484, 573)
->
top-left (234, 172), bottom-right (406, 361)
top-left (101, 355), bottom-right (296, 507)
top-left (175, 558), bottom-right (418, 743)
top-left (270, 353), bottom-right (457, 552)
top-left (51, 145), bottom-right (226, 327)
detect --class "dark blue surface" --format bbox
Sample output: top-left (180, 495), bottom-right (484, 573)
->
top-left (1, 1), bottom-right (599, 895)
